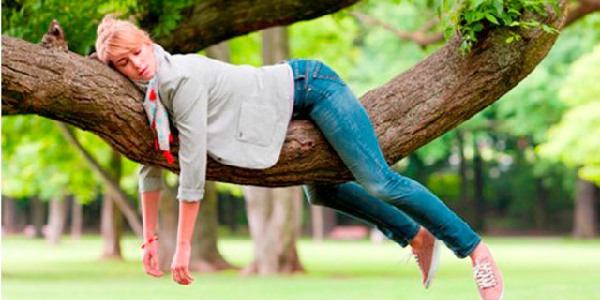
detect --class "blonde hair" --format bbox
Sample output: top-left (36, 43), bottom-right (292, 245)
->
top-left (95, 14), bottom-right (152, 64)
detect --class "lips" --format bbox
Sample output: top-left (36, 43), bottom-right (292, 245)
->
top-left (139, 66), bottom-right (148, 77)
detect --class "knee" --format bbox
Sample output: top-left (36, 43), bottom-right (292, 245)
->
top-left (362, 174), bottom-right (423, 203)
top-left (363, 181), bottom-right (392, 202)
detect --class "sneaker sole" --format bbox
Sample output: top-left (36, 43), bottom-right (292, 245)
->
top-left (424, 239), bottom-right (441, 289)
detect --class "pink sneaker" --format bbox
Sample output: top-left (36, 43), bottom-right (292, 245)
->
top-left (472, 247), bottom-right (504, 300)
top-left (411, 229), bottom-right (441, 288)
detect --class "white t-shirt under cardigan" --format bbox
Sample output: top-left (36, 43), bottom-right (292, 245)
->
top-left (139, 44), bottom-right (294, 202)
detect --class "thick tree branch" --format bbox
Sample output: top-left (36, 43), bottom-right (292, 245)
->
top-left (154, 0), bottom-right (361, 53)
top-left (2, 1), bottom-right (567, 187)
top-left (564, 0), bottom-right (600, 27)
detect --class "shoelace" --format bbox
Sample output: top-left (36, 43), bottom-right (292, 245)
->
top-left (412, 250), bottom-right (427, 275)
top-left (473, 260), bottom-right (497, 289)
top-left (413, 251), bottom-right (420, 264)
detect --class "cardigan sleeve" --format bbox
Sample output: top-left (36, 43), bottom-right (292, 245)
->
top-left (171, 75), bottom-right (209, 202)
top-left (138, 165), bottom-right (164, 193)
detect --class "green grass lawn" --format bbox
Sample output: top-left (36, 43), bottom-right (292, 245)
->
top-left (2, 235), bottom-right (600, 300)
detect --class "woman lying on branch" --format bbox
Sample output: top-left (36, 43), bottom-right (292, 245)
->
top-left (94, 14), bottom-right (504, 300)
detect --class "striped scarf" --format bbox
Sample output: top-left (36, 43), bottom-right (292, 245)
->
top-left (143, 75), bottom-right (174, 163)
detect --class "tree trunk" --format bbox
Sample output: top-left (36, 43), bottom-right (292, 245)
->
top-left (534, 178), bottom-right (549, 230)
top-left (311, 206), bottom-right (324, 241)
top-left (573, 176), bottom-right (597, 238)
top-left (472, 138), bottom-right (485, 232)
top-left (100, 150), bottom-right (123, 260)
top-left (191, 181), bottom-right (237, 272)
top-left (1, 2), bottom-right (568, 187)
top-left (241, 186), bottom-right (305, 275)
top-left (310, 206), bottom-right (336, 241)
top-left (46, 195), bottom-right (67, 245)
top-left (2, 195), bottom-right (24, 234)
top-left (70, 196), bottom-right (83, 240)
top-left (407, 154), bottom-right (427, 186)
top-left (30, 196), bottom-right (45, 238)
top-left (455, 129), bottom-right (476, 224)
top-left (242, 186), bottom-right (270, 275)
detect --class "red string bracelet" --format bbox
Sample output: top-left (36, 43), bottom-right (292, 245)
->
top-left (141, 235), bottom-right (159, 249)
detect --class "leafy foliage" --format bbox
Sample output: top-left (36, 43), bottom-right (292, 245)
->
top-left (447, 0), bottom-right (560, 53)
top-left (538, 45), bottom-right (600, 185)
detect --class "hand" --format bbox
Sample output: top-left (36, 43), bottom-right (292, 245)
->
top-left (171, 243), bottom-right (194, 285)
top-left (142, 237), bottom-right (164, 277)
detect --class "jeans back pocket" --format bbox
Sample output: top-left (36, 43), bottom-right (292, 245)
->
top-left (312, 61), bottom-right (346, 86)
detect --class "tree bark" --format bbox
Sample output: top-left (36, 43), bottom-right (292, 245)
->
top-left (1, 1), bottom-right (567, 187)
top-left (30, 196), bottom-right (45, 238)
top-left (70, 196), bottom-right (83, 240)
top-left (573, 176), bottom-right (597, 238)
top-left (151, 0), bottom-right (361, 53)
top-left (564, 0), bottom-right (600, 27)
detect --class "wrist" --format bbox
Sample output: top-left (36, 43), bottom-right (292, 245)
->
top-left (143, 231), bottom-right (156, 240)
top-left (176, 240), bottom-right (191, 248)
top-left (141, 235), bottom-right (158, 249)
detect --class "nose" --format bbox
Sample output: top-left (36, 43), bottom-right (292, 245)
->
top-left (131, 56), bottom-right (143, 69)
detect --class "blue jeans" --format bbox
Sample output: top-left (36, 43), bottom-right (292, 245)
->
top-left (286, 59), bottom-right (480, 258)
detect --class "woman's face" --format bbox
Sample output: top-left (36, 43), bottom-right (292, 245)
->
top-left (110, 41), bottom-right (156, 81)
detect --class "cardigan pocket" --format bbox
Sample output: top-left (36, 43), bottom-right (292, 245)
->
top-left (236, 102), bottom-right (276, 147)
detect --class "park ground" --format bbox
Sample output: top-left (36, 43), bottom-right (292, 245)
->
top-left (2, 236), bottom-right (600, 300)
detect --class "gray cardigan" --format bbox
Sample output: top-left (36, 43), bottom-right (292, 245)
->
top-left (139, 44), bottom-right (294, 201)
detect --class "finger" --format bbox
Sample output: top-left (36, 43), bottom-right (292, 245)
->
top-left (176, 267), bottom-right (191, 285)
top-left (143, 253), bottom-right (154, 274)
top-left (147, 268), bottom-right (162, 277)
top-left (183, 268), bottom-right (194, 283)
top-left (176, 268), bottom-right (189, 285)
top-left (148, 258), bottom-right (163, 277)
top-left (150, 254), bottom-right (159, 270)
top-left (143, 253), bottom-right (163, 277)
top-left (172, 267), bottom-right (182, 284)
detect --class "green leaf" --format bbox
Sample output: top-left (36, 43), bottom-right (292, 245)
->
top-left (486, 14), bottom-right (500, 25)
top-left (493, 0), bottom-right (504, 15)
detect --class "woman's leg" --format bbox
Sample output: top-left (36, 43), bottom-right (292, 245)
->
top-left (288, 59), bottom-right (503, 299)
top-left (288, 59), bottom-right (479, 258)
top-left (304, 181), bottom-right (442, 288)
top-left (306, 181), bottom-right (419, 247)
